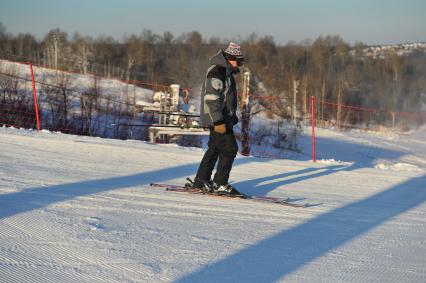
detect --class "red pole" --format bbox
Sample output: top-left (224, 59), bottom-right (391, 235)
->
top-left (311, 96), bottom-right (316, 162)
top-left (30, 63), bottom-right (41, 131)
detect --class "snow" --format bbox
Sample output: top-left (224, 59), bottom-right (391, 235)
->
top-left (1, 125), bottom-right (426, 282)
top-left (0, 59), bottom-right (156, 105)
top-left (299, 126), bottom-right (426, 170)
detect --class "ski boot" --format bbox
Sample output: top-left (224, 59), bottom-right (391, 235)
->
top-left (185, 177), bottom-right (214, 194)
top-left (213, 183), bottom-right (246, 198)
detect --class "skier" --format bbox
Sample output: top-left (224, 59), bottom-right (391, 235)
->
top-left (189, 42), bottom-right (245, 196)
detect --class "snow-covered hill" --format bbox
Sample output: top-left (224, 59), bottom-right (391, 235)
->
top-left (355, 42), bottom-right (426, 58)
top-left (1, 125), bottom-right (425, 282)
top-left (0, 59), bottom-right (156, 105)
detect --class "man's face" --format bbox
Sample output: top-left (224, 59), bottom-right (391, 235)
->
top-left (229, 59), bottom-right (243, 69)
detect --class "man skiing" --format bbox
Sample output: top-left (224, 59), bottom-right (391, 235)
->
top-left (190, 42), bottom-right (245, 196)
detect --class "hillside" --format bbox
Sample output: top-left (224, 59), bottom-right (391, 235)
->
top-left (1, 126), bottom-right (425, 282)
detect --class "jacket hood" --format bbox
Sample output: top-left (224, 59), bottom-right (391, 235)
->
top-left (210, 50), bottom-right (231, 69)
top-left (210, 50), bottom-right (240, 73)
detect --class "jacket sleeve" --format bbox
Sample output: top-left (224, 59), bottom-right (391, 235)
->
top-left (203, 66), bottom-right (226, 125)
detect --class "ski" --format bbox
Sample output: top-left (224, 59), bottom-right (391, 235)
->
top-left (149, 182), bottom-right (308, 208)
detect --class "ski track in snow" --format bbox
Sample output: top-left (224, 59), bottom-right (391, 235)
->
top-left (1, 126), bottom-right (426, 282)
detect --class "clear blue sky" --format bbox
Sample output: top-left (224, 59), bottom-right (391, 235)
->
top-left (1, 0), bottom-right (425, 45)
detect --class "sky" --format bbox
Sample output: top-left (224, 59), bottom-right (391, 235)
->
top-left (1, 0), bottom-right (425, 45)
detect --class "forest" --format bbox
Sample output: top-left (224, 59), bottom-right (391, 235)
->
top-left (1, 22), bottom-right (426, 132)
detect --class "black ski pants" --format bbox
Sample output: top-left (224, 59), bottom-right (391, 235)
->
top-left (195, 130), bottom-right (238, 186)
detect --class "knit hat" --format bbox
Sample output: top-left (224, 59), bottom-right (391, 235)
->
top-left (223, 42), bottom-right (244, 61)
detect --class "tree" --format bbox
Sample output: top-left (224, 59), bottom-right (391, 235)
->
top-left (42, 29), bottom-right (69, 69)
top-left (80, 76), bottom-right (100, 135)
top-left (0, 22), bottom-right (13, 57)
top-left (141, 29), bottom-right (160, 83)
top-left (71, 33), bottom-right (93, 74)
top-left (92, 35), bottom-right (120, 77)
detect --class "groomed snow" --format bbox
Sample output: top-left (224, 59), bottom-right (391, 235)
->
top-left (1, 126), bottom-right (426, 282)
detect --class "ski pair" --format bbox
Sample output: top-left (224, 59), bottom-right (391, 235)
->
top-left (149, 180), bottom-right (308, 208)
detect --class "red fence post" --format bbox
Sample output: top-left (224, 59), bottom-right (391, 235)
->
top-left (29, 63), bottom-right (41, 131)
top-left (311, 96), bottom-right (316, 162)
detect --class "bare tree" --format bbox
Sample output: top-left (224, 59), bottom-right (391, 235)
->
top-left (80, 75), bottom-right (100, 135)
top-left (42, 29), bottom-right (68, 69)
top-left (71, 33), bottom-right (93, 74)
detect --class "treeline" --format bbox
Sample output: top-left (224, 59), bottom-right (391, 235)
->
top-left (1, 22), bottom-right (426, 126)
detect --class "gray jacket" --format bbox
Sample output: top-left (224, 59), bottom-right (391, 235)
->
top-left (200, 50), bottom-right (239, 132)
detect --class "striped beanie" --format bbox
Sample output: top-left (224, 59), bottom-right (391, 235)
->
top-left (224, 42), bottom-right (244, 61)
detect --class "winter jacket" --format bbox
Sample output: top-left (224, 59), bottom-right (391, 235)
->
top-left (199, 50), bottom-right (239, 132)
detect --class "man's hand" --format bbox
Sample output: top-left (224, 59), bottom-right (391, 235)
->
top-left (214, 123), bottom-right (226, 134)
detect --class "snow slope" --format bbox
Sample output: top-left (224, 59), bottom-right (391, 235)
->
top-left (1, 126), bottom-right (426, 282)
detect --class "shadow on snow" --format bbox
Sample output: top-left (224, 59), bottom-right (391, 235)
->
top-left (176, 174), bottom-right (426, 282)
